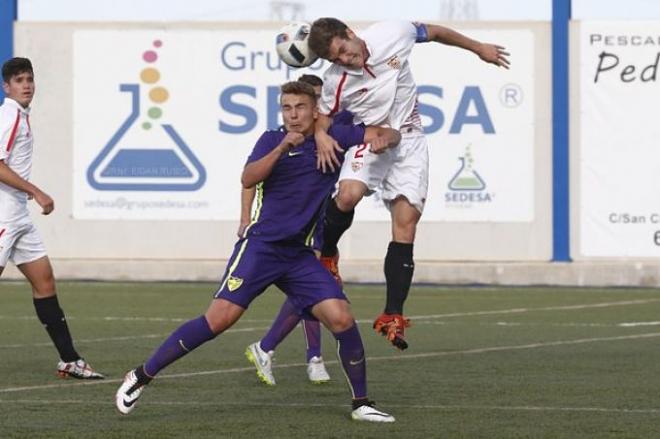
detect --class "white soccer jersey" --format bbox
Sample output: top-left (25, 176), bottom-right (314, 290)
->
top-left (319, 20), bottom-right (427, 131)
top-left (0, 97), bottom-right (33, 223)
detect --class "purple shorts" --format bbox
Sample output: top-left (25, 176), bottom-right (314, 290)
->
top-left (214, 238), bottom-right (345, 314)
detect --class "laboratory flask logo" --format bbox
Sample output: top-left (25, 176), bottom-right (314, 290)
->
top-left (447, 144), bottom-right (486, 191)
top-left (87, 39), bottom-right (206, 191)
top-left (445, 144), bottom-right (493, 204)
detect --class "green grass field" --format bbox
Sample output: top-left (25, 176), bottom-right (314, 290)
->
top-left (2, 281), bottom-right (660, 438)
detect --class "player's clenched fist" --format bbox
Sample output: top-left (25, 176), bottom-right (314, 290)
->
top-left (280, 132), bottom-right (305, 151)
top-left (34, 190), bottom-right (54, 215)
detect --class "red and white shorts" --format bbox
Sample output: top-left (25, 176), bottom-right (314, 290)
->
top-left (0, 221), bottom-right (47, 267)
top-left (339, 132), bottom-right (429, 213)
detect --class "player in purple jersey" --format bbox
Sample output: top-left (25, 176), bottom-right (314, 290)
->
top-left (243, 74), bottom-right (355, 385)
top-left (116, 81), bottom-right (400, 422)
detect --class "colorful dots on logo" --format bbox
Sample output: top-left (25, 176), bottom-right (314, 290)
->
top-left (139, 39), bottom-right (169, 129)
top-left (149, 87), bottom-right (169, 103)
top-left (148, 107), bottom-right (162, 119)
top-left (140, 68), bottom-right (160, 84)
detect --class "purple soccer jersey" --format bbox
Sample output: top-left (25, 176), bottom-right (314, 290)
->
top-left (242, 123), bottom-right (364, 244)
top-left (215, 122), bottom-right (365, 312)
top-left (333, 109), bottom-right (354, 126)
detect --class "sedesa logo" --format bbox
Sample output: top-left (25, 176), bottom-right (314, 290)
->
top-left (217, 42), bottom-right (496, 135)
top-left (218, 84), bottom-right (495, 135)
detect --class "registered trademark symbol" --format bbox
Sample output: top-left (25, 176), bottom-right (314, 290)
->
top-left (499, 83), bottom-right (523, 108)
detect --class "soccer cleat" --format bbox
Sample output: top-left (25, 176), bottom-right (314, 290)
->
top-left (306, 356), bottom-right (330, 383)
top-left (56, 358), bottom-right (105, 380)
top-left (245, 342), bottom-right (276, 385)
top-left (115, 369), bottom-right (145, 415)
top-left (320, 252), bottom-right (343, 287)
top-left (373, 313), bottom-right (411, 351)
top-left (351, 400), bottom-right (395, 423)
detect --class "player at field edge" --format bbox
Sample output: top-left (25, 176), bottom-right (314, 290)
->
top-left (0, 57), bottom-right (104, 380)
top-left (116, 80), bottom-right (401, 422)
top-left (308, 18), bottom-right (510, 349)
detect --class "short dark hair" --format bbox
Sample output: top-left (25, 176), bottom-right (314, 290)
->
top-left (298, 74), bottom-right (323, 87)
top-left (2, 57), bottom-right (33, 83)
top-left (280, 81), bottom-right (317, 104)
top-left (309, 18), bottom-right (349, 59)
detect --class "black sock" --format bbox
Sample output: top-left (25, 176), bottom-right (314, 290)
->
top-left (33, 296), bottom-right (80, 362)
top-left (352, 397), bottom-right (371, 410)
top-left (321, 198), bottom-right (354, 257)
top-left (135, 365), bottom-right (153, 386)
top-left (383, 242), bottom-right (414, 315)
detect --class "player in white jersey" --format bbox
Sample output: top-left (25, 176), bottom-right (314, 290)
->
top-left (308, 19), bottom-right (510, 349)
top-left (0, 57), bottom-right (104, 379)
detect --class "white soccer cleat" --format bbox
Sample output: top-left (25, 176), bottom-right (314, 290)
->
top-left (115, 370), bottom-right (145, 415)
top-left (56, 358), bottom-right (105, 380)
top-left (306, 356), bottom-right (330, 383)
top-left (245, 342), bottom-right (276, 386)
top-left (351, 402), bottom-right (396, 423)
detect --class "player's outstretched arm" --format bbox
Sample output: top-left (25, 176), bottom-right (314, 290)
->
top-left (0, 160), bottom-right (54, 214)
top-left (314, 113), bottom-right (342, 173)
top-left (241, 132), bottom-right (305, 188)
top-left (363, 127), bottom-right (401, 154)
top-left (238, 186), bottom-right (256, 237)
top-left (425, 24), bottom-right (510, 69)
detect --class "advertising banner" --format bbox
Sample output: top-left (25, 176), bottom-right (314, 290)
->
top-left (72, 28), bottom-right (534, 221)
top-left (580, 21), bottom-right (660, 257)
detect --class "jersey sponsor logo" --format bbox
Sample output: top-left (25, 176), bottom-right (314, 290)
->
top-left (386, 55), bottom-right (401, 70)
top-left (351, 161), bottom-right (363, 172)
top-left (288, 150), bottom-right (303, 157)
top-left (358, 87), bottom-right (368, 95)
top-left (227, 276), bottom-right (244, 291)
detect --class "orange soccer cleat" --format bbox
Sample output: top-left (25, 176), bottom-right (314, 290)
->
top-left (320, 252), bottom-right (343, 287)
top-left (372, 313), bottom-right (411, 350)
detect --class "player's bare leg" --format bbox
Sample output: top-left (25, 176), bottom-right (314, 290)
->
top-left (373, 196), bottom-right (420, 350)
top-left (320, 179), bottom-right (368, 285)
top-left (18, 255), bottom-right (56, 299)
top-left (312, 299), bottom-right (394, 422)
top-left (18, 256), bottom-right (104, 379)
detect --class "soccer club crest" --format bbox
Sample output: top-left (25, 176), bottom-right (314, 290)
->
top-left (227, 276), bottom-right (244, 292)
top-left (351, 161), bottom-right (363, 173)
top-left (386, 55), bottom-right (401, 70)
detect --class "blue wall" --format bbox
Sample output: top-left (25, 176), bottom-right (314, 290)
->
top-left (0, 0), bottom-right (17, 100)
top-left (552, 0), bottom-right (571, 261)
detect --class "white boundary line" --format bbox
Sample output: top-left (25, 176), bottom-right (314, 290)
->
top-left (1, 297), bottom-right (657, 324)
top-left (409, 299), bottom-right (660, 320)
top-left (0, 326), bottom-right (271, 349)
top-left (3, 331), bottom-right (660, 394)
top-left (2, 298), bottom-right (660, 349)
top-left (0, 398), bottom-right (658, 414)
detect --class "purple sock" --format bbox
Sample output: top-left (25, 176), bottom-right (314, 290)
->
top-left (302, 319), bottom-right (322, 362)
top-left (260, 298), bottom-right (302, 352)
top-left (143, 316), bottom-right (215, 377)
top-left (333, 323), bottom-right (367, 399)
